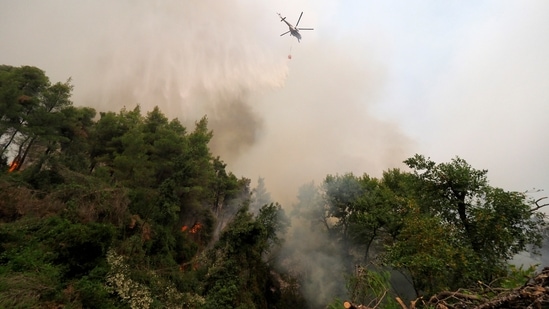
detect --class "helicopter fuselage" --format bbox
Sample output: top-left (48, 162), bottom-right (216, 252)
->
top-left (278, 12), bottom-right (312, 43)
top-left (281, 19), bottom-right (302, 41)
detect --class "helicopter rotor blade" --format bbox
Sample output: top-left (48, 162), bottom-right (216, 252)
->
top-left (296, 12), bottom-right (303, 26)
top-left (280, 31), bottom-right (290, 36)
top-left (297, 28), bottom-right (314, 30)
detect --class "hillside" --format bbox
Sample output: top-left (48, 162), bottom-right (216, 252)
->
top-left (1, 65), bottom-right (548, 308)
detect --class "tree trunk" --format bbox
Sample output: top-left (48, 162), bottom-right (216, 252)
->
top-left (1, 128), bottom-right (20, 155)
top-left (17, 135), bottom-right (36, 171)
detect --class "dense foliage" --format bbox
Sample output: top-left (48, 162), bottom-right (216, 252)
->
top-left (0, 65), bottom-right (297, 308)
top-left (1, 65), bottom-right (547, 308)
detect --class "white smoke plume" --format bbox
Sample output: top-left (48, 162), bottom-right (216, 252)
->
top-left (1, 0), bottom-right (413, 203)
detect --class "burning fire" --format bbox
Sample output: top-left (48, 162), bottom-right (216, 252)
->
top-left (8, 158), bottom-right (20, 173)
top-left (181, 222), bottom-right (202, 234)
top-left (178, 222), bottom-right (204, 272)
top-left (190, 222), bottom-right (202, 234)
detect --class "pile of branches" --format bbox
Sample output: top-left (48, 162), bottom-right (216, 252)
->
top-left (345, 267), bottom-right (549, 309)
top-left (424, 267), bottom-right (549, 309)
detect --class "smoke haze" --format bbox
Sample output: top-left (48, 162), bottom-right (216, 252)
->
top-left (3, 0), bottom-right (549, 305)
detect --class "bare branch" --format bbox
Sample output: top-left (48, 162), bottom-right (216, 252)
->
top-left (530, 197), bottom-right (549, 212)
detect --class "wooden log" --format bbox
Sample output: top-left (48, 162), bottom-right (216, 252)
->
top-left (343, 301), bottom-right (354, 309)
top-left (395, 296), bottom-right (408, 309)
top-left (343, 301), bottom-right (370, 309)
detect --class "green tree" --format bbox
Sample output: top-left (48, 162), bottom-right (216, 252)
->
top-left (256, 202), bottom-right (289, 254)
top-left (143, 106), bottom-right (187, 184)
top-left (0, 65), bottom-right (74, 173)
top-left (0, 65), bottom-right (50, 146)
top-left (211, 157), bottom-right (242, 217)
top-left (384, 154), bottom-right (547, 294)
top-left (346, 173), bottom-right (405, 262)
top-left (346, 266), bottom-right (398, 309)
top-left (202, 203), bottom-right (288, 309)
top-left (322, 173), bottom-right (363, 243)
top-left (18, 81), bottom-right (73, 170)
top-left (384, 202), bottom-right (458, 295)
top-left (89, 106), bottom-right (143, 179)
top-left (57, 106), bottom-right (97, 172)
top-left (320, 173), bottom-right (404, 263)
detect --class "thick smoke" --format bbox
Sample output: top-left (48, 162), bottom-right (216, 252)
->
top-left (0, 0), bottom-right (413, 199)
top-left (80, 1), bottom-right (290, 162)
top-left (1, 0), bottom-right (289, 161)
top-left (232, 39), bottom-right (412, 206)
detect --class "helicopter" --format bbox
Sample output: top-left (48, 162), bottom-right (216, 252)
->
top-left (277, 12), bottom-right (314, 42)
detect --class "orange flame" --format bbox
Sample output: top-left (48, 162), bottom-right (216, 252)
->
top-left (190, 222), bottom-right (202, 234)
top-left (8, 160), bottom-right (19, 173)
top-left (181, 222), bottom-right (202, 234)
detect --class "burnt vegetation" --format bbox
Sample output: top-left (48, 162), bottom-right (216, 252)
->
top-left (1, 65), bottom-right (548, 308)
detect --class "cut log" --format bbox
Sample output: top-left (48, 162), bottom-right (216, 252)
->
top-left (343, 300), bottom-right (370, 309)
top-left (343, 301), bottom-right (353, 309)
top-left (395, 296), bottom-right (408, 309)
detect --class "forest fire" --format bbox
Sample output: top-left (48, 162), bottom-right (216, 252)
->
top-left (179, 222), bottom-right (204, 272)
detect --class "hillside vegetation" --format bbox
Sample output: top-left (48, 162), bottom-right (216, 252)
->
top-left (1, 65), bottom-right (547, 308)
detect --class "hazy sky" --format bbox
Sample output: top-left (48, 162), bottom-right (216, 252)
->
top-left (1, 0), bottom-right (548, 206)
